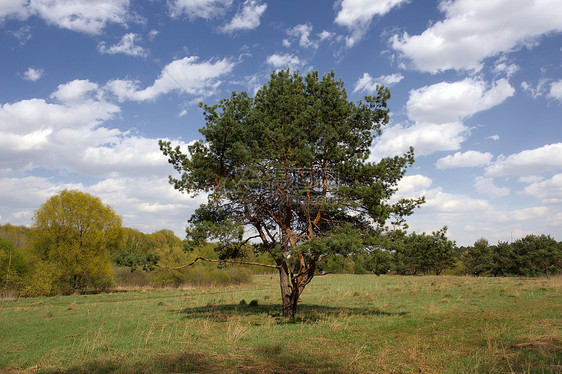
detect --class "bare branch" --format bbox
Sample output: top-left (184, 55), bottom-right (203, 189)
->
top-left (156, 257), bottom-right (280, 270)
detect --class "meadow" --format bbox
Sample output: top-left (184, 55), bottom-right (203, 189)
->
top-left (1, 274), bottom-right (560, 373)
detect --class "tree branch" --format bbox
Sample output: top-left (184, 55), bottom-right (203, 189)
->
top-left (156, 257), bottom-right (280, 270)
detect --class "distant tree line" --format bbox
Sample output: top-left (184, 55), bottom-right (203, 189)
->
top-left (460, 235), bottom-right (561, 278)
top-left (317, 227), bottom-right (458, 276)
top-left (316, 229), bottom-right (561, 278)
top-left (0, 190), bottom-right (257, 297)
top-left (1, 190), bottom-right (561, 297)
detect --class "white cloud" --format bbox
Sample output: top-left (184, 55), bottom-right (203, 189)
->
top-left (370, 121), bottom-right (468, 161)
top-left (407, 78), bottom-right (514, 124)
top-left (423, 189), bottom-right (491, 214)
top-left (549, 79), bottom-right (562, 102)
top-left (0, 175), bottom-right (203, 238)
top-left (494, 60), bottom-right (519, 78)
top-left (266, 53), bottom-right (303, 71)
top-left (335, 0), bottom-right (409, 47)
top-left (287, 24), bottom-right (315, 48)
top-left (98, 33), bottom-right (148, 57)
top-left (436, 151), bottom-right (493, 169)
top-left (0, 78), bottom-right (202, 236)
top-left (391, 0), bottom-right (562, 73)
top-left (6, 26), bottom-right (32, 45)
top-left (0, 177), bottom-right (65, 221)
top-left (485, 143), bottom-right (562, 178)
top-left (148, 30), bottom-right (159, 40)
top-left (51, 79), bottom-right (100, 104)
top-left (353, 72), bottom-right (403, 93)
top-left (497, 206), bottom-right (550, 223)
top-left (372, 78), bottom-right (514, 160)
top-left (105, 56), bottom-right (235, 101)
top-left (393, 174), bottom-right (432, 200)
top-left (80, 136), bottom-right (177, 178)
top-left (104, 79), bottom-right (139, 103)
top-left (524, 174), bottom-right (562, 204)
top-left (521, 79), bottom-right (551, 99)
top-left (0, 0), bottom-right (27, 19)
top-left (221, 0), bottom-right (266, 33)
top-left (474, 176), bottom-right (510, 198)
top-left (487, 135), bottom-right (500, 141)
top-left (286, 24), bottom-right (334, 50)
top-left (0, 79), bottom-right (122, 173)
top-left (319, 30), bottom-right (334, 41)
top-left (95, 175), bottom-right (206, 237)
top-left (169, 0), bottom-right (233, 19)
top-left (518, 176), bottom-right (543, 184)
top-left (11, 0), bottom-right (130, 35)
top-left (23, 67), bottom-right (43, 81)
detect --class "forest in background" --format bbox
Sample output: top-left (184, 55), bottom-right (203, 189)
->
top-left (2, 220), bottom-right (561, 297)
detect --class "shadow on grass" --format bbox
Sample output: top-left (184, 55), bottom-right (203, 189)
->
top-left (47, 345), bottom-right (349, 374)
top-left (178, 302), bottom-right (409, 323)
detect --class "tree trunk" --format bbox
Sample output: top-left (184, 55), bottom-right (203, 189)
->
top-left (279, 265), bottom-right (298, 318)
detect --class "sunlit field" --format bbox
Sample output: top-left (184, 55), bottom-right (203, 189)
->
top-left (1, 274), bottom-right (560, 373)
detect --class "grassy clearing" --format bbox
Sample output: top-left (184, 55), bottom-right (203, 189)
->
top-left (0, 275), bottom-right (560, 373)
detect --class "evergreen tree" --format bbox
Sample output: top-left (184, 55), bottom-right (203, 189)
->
top-left (160, 70), bottom-right (423, 318)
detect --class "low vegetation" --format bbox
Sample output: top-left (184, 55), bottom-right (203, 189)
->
top-left (1, 274), bottom-right (560, 373)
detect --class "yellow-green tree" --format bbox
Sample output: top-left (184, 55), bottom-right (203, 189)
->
top-left (32, 190), bottom-right (122, 293)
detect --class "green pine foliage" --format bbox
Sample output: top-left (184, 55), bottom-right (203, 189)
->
top-left (462, 234), bottom-right (562, 277)
top-left (160, 69), bottom-right (425, 318)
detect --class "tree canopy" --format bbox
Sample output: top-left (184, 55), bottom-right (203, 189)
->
top-left (32, 189), bottom-right (123, 292)
top-left (160, 70), bottom-right (424, 317)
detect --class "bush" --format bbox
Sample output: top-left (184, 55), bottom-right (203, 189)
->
top-left (20, 260), bottom-right (60, 297)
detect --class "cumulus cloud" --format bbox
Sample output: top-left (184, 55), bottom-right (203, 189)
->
top-left (549, 79), bottom-right (562, 102)
top-left (266, 53), bottom-right (303, 71)
top-left (377, 78), bottom-right (513, 159)
top-left (391, 0), bottom-right (562, 72)
top-left (51, 79), bottom-right (100, 104)
top-left (169, 0), bottom-right (233, 19)
top-left (105, 56), bottom-right (235, 101)
top-left (335, 0), bottom-right (409, 47)
top-left (86, 176), bottom-right (205, 236)
top-left (98, 33), bottom-right (148, 57)
top-left (1, 0), bottom-right (131, 35)
top-left (221, 0), bottom-right (266, 33)
top-left (485, 143), bottom-right (562, 178)
top-left (0, 80), bottom-right (121, 173)
top-left (0, 0), bottom-right (29, 20)
top-left (497, 206), bottom-right (550, 223)
top-left (370, 121), bottom-right (468, 161)
top-left (407, 78), bottom-right (515, 124)
top-left (392, 174), bottom-right (432, 200)
top-left (22, 67), bottom-right (43, 81)
top-left (436, 151), bottom-right (493, 169)
top-left (474, 176), bottom-right (510, 198)
top-left (353, 73), bottom-right (403, 93)
top-left (524, 174), bottom-right (562, 204)
top-left (0, 79), bottom-right (189, 180)
top-left (0, 78), bottom-right (200, 236)
top-left (286, 24), bottom-right (334, 49)
top-left (372, 77), bottom-right (514, 160)
top-left (493, 59), bottom-right (519, 78)
top-left (0, 175), bottom-right (202, 237)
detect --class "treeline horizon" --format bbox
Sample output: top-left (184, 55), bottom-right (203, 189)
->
top-left (2, 220), bottom-right (561, 298)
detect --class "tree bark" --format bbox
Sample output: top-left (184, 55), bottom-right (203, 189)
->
top-left (279, 264), bottom-right (297, 319)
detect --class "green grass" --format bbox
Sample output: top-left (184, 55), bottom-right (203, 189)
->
top-left (1, 275), bottom-right (560, 373)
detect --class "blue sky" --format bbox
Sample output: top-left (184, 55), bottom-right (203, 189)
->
top-left (1, 0), bottom-right (561, 246)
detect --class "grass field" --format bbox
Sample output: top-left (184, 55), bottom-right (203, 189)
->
top-left (1, 274), bottom-right (560, 373)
